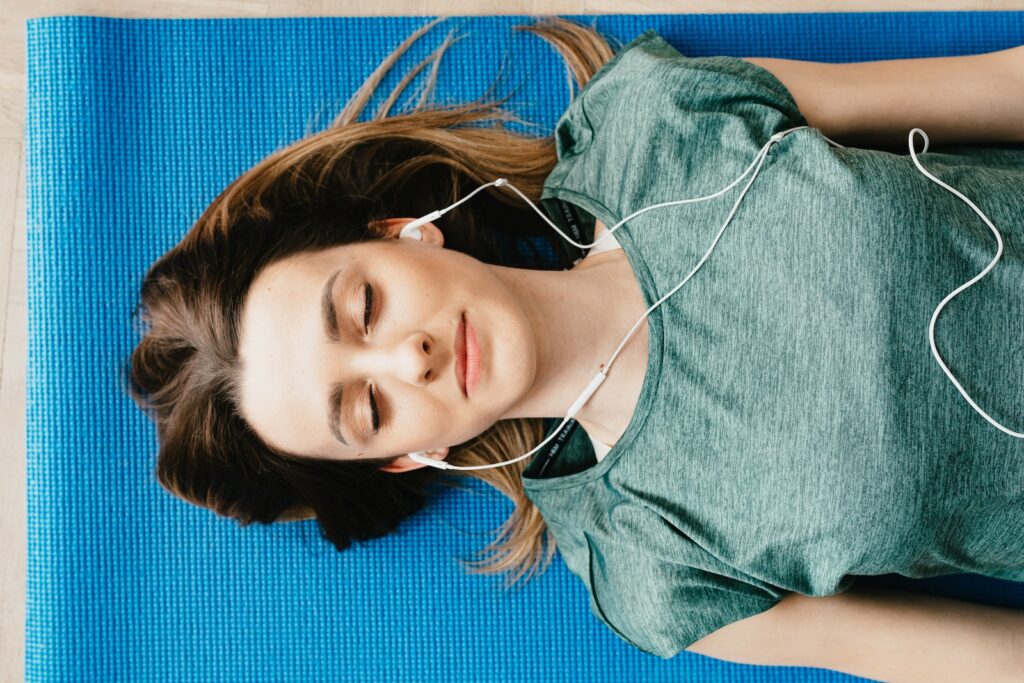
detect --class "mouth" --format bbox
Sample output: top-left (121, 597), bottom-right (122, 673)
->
top-left (464, 314), bottom-right (480, 397)
top-left (455, 313), bottom-right (467, 397)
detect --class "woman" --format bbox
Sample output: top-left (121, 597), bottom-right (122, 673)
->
top-left (128, 16), bottom-right (1024, 677)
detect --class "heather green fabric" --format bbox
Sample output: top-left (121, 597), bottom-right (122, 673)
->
top-left (521, 29), bottom-right (1024, 658)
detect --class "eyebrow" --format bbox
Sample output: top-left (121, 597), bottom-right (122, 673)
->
top-left (327, 383), bottom-right (349, 446)
top-left (321, 267), bottom-right (343, 343)
top-left (322, 267), bottom-right (352, 446)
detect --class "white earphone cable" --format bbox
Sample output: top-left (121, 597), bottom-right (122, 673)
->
top-left (405, 125), bottom-right (1021, 471)
top-left (907, 129), bottom-right (1023, 439)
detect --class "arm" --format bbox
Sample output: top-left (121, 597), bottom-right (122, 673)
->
top-left (686, 585), bottom-right (1024, 682)
top-left (742, 46), bottom-right (1024, 150)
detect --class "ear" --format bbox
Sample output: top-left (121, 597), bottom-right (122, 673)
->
top-left (377, 446), bottom-right (451, 474)
top-left (373, 217), bottom-right (444, 248)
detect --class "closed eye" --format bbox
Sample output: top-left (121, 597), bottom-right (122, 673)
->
top-left (363, 282), bottom-right (374, 332)
top-left (362, 282), bottom-right (381, 434)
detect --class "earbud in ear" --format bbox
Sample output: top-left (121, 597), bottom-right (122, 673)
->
top-left (399, 222), bottom-right (423, 241)
top-left (399, 209), bottom-right (443, 241)
top-left (408, 451), bottom-right (450, 470)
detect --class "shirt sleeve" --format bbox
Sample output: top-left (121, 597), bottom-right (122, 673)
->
top-left (547, 28), bottom-right (813, 215)
top-left (564, 28), bottom-right (809, 144)
top-left (582, 531), bottom-right (788, 658)
top-left (643, 30), bottom-right (808, 130)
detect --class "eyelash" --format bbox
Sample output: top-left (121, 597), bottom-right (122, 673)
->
top-left (362, 283), bottom-right (382, 435)
top-left (362, 282), bottom-right (374, 333)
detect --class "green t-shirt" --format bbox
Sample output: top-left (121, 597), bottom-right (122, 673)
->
top-left (522, 29), bottom-right (1024, 658)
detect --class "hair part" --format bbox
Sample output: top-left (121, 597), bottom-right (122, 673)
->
top-left (125, 15), bottom-right (617, 589)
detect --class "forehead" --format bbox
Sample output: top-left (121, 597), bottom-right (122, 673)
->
top-left (248, 238), bottom-right (401, 292)
top-left (253, 244), bottom-right (348, 290)
top-left (236, 244), bottom-right (357, 455)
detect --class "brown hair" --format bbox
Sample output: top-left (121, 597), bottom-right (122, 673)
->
top-left (125, 16), bottom-right (617, 588)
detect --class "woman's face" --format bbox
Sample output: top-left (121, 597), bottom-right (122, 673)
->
top-left (237, 218), bottom-right (538, 472)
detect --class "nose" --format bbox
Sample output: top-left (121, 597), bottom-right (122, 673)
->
top-left (358, 331), bottom-right (438, 386)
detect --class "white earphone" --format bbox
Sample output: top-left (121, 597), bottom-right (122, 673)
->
top-left (398, 126), bottom-right (1022, 472)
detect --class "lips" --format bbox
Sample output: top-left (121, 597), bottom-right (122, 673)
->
top-left (455, 313), bottom-right (467, 396)
top-left (464, 315), bottom-right (480, 396)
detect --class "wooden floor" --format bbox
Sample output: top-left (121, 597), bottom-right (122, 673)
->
top-left (3, 1), bottom-right (1023, 680)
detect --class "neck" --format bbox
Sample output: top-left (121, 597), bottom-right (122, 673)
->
top-left (488, 256), bottom-right (645, 430)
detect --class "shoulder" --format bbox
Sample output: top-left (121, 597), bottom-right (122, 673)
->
top-left (552, 30), bottom-right (808, 175)
top-left (575, 29), bottom-right (807, 132)
top-left (582, 532), bottom-right (787, 657)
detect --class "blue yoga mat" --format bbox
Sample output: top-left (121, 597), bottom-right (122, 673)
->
top-left (25, 12), bottom-right (1024, 683)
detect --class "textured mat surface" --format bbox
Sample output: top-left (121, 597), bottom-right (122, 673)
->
top-left (25, 12), bottom-right (1024, 683)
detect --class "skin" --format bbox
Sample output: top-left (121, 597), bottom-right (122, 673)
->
top-left (237, 216), bottom-right (649, 473)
